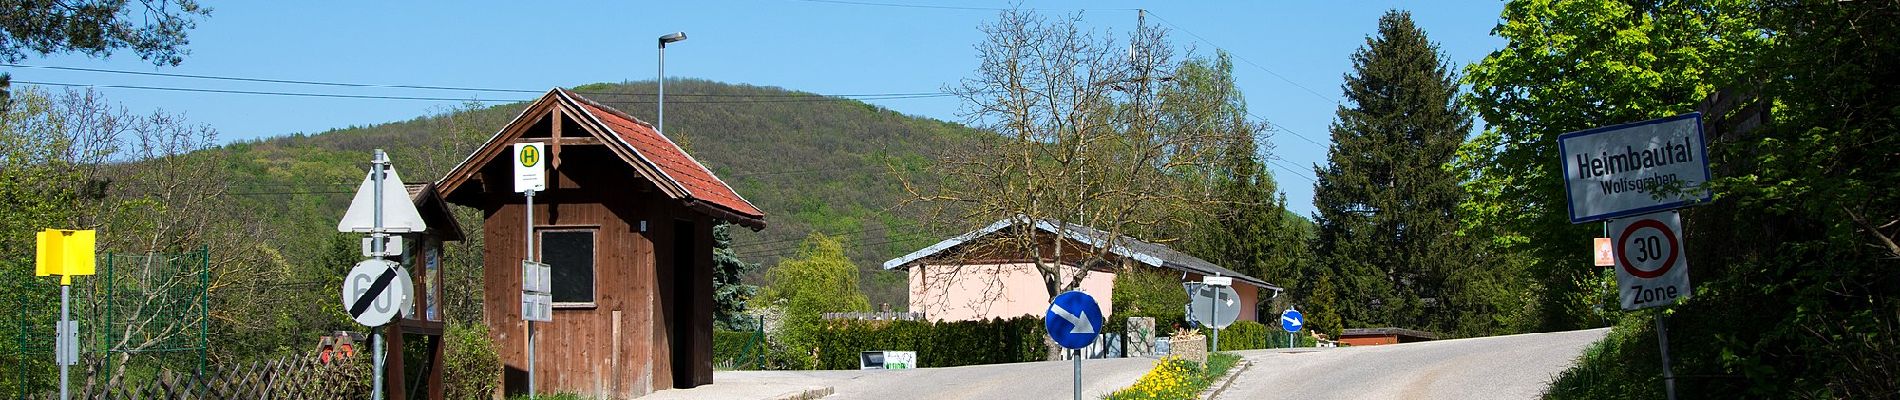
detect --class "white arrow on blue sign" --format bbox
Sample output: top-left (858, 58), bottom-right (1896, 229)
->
top-left (1281, 308), bottom-right (1304, 333)
top-left (1045, 291), bottom-right (1105, 349)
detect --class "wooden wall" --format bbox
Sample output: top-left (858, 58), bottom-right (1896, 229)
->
top-left (472, 143), bottom-right (714, 399)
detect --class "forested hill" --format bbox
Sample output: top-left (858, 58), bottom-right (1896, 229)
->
top-left (215, 79), bottom-right (986, 306)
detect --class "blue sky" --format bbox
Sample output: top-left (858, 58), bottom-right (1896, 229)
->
top-left (7, 0), bottom-right (1507, 218)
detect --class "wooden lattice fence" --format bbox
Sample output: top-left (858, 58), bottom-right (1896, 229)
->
top-left (33, 352), bottom-right (371, 399)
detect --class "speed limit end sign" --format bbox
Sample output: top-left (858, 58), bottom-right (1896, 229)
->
top-left (1610, 211), bottom-right (1691, 310)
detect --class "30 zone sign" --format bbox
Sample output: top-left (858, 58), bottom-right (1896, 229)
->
top-left (1610, 211), bottom-right (1691, 310)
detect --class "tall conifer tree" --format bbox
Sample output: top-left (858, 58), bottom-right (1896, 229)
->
top-left (1311, 10), bottom-right (1474, 333)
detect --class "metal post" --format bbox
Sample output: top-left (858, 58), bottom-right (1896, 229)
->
top-left (59, 284), bottom-right (69, 400)
top-left (373, 328), bottom-right (385, 400)
top-left (1072, 348), bottom-right (1082, 400)
top-left (371, 149), bottom-right (386, 400)
top-left (658, 45), bottom-right (666, 135)
top-left (1658, 313), bottom-right (1677, 400)
top-left (1210, 298), bottom-right (1219, 353)
top-left (525, 189), bottom-right (536, 399)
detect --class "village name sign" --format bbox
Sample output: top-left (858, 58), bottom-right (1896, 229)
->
top-left (1559, 113), bottom-right (1712, 223)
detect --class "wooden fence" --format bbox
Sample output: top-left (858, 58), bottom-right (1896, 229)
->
top-left (33, 352), bottom-right (371, 399)
top-left (821, 311), bottom-right (927, 321)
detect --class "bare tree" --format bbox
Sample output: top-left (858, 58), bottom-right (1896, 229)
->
top-left (907, 10), bottom-right (1243, 355)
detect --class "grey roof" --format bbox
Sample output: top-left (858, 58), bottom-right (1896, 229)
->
top-left (881, 217), bottom-right (1281, 291)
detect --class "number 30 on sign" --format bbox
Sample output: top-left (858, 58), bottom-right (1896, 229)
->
top-left (1610, 211), bottom-right (1691, 310)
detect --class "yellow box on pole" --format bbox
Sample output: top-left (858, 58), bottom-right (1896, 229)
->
top-left (35, 229), bottom-right (96, 285)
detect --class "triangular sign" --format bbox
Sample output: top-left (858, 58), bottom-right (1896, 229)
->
top-left (337, 164), bottom-right (428, 233)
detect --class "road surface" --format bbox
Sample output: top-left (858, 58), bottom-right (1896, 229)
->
top-left (641, 356), bottom-right (1155, 400)
top-left (1215, 328), bottom-right (1609, 400)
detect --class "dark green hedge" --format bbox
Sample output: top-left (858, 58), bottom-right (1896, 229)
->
top-left (1213, 320), bottom-right (1271, 350)
top-left (809, 316), bottom-right (1047, 369)
top-left (713, 330), bottom-right (762, 369)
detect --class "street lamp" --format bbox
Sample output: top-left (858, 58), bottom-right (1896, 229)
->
top-left (658, 32), bottom-right (687, 135)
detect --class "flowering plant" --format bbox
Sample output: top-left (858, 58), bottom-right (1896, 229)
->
top-left (1103, 356), bottom-right (1207, 400)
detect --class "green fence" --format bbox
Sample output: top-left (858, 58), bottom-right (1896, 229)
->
top-left (5, 248), bottom-right (209, 399)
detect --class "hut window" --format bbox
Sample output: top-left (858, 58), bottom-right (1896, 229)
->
top-left (540, 229), bottom-right (596, 305)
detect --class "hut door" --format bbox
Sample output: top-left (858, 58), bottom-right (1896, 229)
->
top-left (670, 220), bottom-right (697, 388)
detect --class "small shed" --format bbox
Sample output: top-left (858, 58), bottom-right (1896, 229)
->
top-left (376, 182), bottom-right (465, 400)
top-left (435, 88), bottom-right (765, 398)
top-left (1338, 327), bottom-right (1441, 346)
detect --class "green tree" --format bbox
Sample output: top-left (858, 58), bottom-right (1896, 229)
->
top-left (1311, 10), bottom-right (1477, 334)
top-left (1167, 52), bottom-right (1304, 282)
top-left (0, 88), bottom-right (81, 396)
top-left (756, 232), bottom-right (868, 325)
top-left (0, 0), bottom-right (212, 104)
top-left (712, 223), bottom-right (761, 331)
top-left (1460, 0), bottom-right (1762, 331)
top-left (753, 233), bottom-right (869, 369)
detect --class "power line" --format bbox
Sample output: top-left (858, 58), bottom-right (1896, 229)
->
top-left (1264, 155), bottom-right (1317, 184)
top-left (726, 164), bottom-right (891, 179)
top-left (738, 234), bottom-right (931, 260)
top-left (788, 0), bottom-right (1136, 12)
top-left (3, 63), bottom-right (952, 99)
top-left (737, 220), bottom-right (924, 252)
top-left (1254, 111), bottom-right (1327, 147)
top-left (1145, 11), bottom-right (1341, 105)
top-left (14, 80), bottom-right (952, 104)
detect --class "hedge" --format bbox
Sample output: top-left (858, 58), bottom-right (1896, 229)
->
top-left (712, 330), bottom-right (763, 369)
top-left (807, 316), bottom-right (1047, 370)
top-left (1208, 321), bottom-right (1319, 350)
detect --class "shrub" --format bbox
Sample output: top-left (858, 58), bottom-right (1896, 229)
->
top-left (1212, 321), bottom-right (1270, 350)
top-left (796, 316), bottom-right (1048, 370)
top-left (713, 330), bottom-right (764, 369)
top-left (1105, 356), bottom-right (1208, 400)
top-left (443, 323), bottom-right (502, 400)
top-left (1104, 352), bottom-right (1243, 400)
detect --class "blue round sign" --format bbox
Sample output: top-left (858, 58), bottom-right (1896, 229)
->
top-left (1044, 291), bottom-right (1105, 349)
top-left (1280, 308), bottom-right (1305, 333)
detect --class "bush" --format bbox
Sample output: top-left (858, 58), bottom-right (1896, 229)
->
top-left (443, 323), bottom-right (502, 400)
top-left (713, 330), bottom-right (763, 369)
top-left (1104, 352), bottom-right (1243, 400)
top-left (1105, 356), bottom-right (1208, 400)
top-left (788, 316), bottom-right (1047, 370)
top-left (1212, 320), bottom-right (1270, 350)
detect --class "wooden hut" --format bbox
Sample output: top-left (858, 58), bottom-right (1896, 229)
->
top-left (377, 182), bottom-right (465, 400)
top-left (435, 88), bottom-right (766, 398)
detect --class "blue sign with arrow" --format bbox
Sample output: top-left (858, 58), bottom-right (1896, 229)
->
top-left (1045, 291), bottom-right (1105, 349)
top-left (1281, 308), bottom-right (1304, 333)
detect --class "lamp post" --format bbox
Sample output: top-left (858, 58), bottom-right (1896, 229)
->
top-left (658, 32), bottom-right (687, 134)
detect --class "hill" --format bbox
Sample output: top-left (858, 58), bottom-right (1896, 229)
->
top-left (215, 79), bottom-right (985, 308)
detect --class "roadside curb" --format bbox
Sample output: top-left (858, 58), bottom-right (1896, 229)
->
top-left (770, 386), bottom-right (834, 400)
top-left (1199, 359), bottom-right (1251, 400)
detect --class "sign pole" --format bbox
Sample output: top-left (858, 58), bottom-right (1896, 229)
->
top-left (371, 149), bottom-right (386, 400)
top-left (1072, 348), bottom-right (1081, 400)
top-left (1209, 295), bottom-right (1219, 353)
top-left (1658, 312), bottom-right (1677, 400)
top-left (58, 284), bottom-right (69, 400)
top-left (526, 189), bottom-right (537, 399)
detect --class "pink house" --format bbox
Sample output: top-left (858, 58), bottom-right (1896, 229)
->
top-left (882, 218), bottom-right (1282, 323)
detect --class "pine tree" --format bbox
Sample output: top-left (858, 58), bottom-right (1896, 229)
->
top-left (712, 223), bottom-right (762, 331)
top-left (1311, 10), bottom-right (1474, 334)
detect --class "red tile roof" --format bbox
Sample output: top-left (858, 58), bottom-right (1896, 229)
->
top-left (560, 90), bottom-right (765, 220)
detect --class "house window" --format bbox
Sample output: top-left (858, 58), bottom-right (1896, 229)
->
top-left (540, 229), bottom-right (596, 306)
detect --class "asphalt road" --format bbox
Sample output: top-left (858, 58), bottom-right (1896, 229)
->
top-left (1215, 328), bottom-right (1610, 400)
top-left (642, 356), bottom-right (1156, 400)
